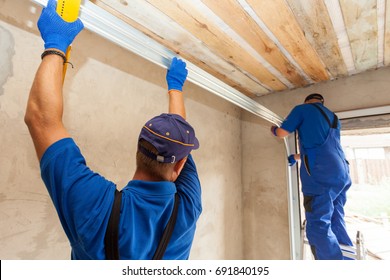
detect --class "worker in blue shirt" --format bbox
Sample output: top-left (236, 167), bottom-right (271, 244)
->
top-left (270, 93), bottom-right (353, 260)
top-left (25, 0), bottom-right (201, 260)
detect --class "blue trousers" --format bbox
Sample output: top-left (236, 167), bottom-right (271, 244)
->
top-left (304, 181), bottom-right (353, 259)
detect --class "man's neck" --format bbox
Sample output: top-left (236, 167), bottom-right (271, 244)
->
top-left (306, 100), bottom-right (323, 104)
top-left (133, 169), bottom-right (168, 182)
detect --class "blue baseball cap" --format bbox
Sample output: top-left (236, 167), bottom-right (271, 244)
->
top-left (138, 114), bottom-right (199, 163)
top-left (304, 93), bottom-right (324, 103)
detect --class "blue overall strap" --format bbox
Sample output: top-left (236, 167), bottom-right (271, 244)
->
top-left (309, 103), bottom-right (338, 129)
top-left (104, 190), bottom-right (180, 260)
top-left (153, 193), bottom-right (180, 260)
top-left (105, 189), bottom-right (122, 260)
top-left (302, 103), bottom-right (338, 176)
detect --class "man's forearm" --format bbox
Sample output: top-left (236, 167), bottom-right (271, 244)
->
top-left (25, 53), bottom-right (69, 159)
top-left (271, 125), bottom-right (290, 138)
top-left (28, 53), bottom-right (64, 115)
top-left (168, 89), bottom-right (186, 119)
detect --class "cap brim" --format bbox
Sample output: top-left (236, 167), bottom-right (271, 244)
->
top-left (193, 137), bottom-right (200, 150)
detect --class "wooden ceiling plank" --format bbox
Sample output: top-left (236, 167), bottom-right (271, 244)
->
top-left (286, 0), bottom-right (348, 77)
top-left (383, 0), bottom-right (390, 65)
top-left (339, 0), bottom-right (378, 72)
top-left (202, 0), bottom-right (308, 87)
top-left (145, 0), bottom-right (287, 91)
top-left (93, 0), bottom-right (269, 96)
top-left (246, 0), bottom-right (330, 82)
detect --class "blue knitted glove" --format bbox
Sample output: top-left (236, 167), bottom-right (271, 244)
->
top-left (37, 0), bottom-right (84, 53)
top-left (288, 155), bottom-right (297, 166)
top-left (166, 57), bottom-right (188, 91)
top-left (271, 125), bottom-right (278, 136)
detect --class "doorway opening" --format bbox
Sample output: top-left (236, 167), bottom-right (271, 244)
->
top-left (341, 128), bottom-right (390, 260)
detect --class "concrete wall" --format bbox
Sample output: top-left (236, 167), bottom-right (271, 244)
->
top-left (241, 115), bottom-right (290, 259)
top-left (242, 66), bottom-right (390, 259)
top-left (0, 0), bottom-right (243, 260)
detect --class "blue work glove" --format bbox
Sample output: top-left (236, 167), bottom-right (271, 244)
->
top-left (37, 0), bottom-right (84, 53)
top-left (288, 155), bottom-right (297, 166)
top-left (166, 57), bottom-right (188, 91)
top-left (270, 125), bottom-right (278, 136)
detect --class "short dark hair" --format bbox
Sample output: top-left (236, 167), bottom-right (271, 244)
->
top-left (136, 139), bottom-right (175, 181)
top-left (304, 93), bottom-right (324, 104)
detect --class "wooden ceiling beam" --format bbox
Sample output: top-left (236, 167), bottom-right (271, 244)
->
top-left (246, 0), bottom-right (330, 82)
top-left (202, 0), bottom-right (308, 87)
top-left (146, 0), bottom-right (288, 91)
top-left (385, 0), bottom-right (390, 65)
top-left (339, 0), bottom-right (378, 72)
top-left (93, 0), bottom-right (269, 97)
top-left (286, 0), bottom-right (348, 77)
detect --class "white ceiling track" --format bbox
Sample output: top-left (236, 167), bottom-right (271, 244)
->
top-left (31, 0), bottom-right (283, 125)
top-left (337, 105), bottom-right (390, 120)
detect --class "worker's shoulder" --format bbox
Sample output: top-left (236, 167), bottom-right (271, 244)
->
top-left (295, 103), bottom-right (332, 113)
top-left (290, 103), bottom-right (311, 113)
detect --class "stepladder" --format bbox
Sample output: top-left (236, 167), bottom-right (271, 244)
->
top-left (301, 220), bottom-right (367, 260)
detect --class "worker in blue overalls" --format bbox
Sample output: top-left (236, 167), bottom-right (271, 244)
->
top-left (270, 93), bottom-right (353, 260)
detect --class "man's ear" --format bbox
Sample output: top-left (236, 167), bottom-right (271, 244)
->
top-left (172, 156), bottom-right (188, 181)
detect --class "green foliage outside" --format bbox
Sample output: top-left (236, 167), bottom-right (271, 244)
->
top-left (346, 179), bottom-right (390, 220)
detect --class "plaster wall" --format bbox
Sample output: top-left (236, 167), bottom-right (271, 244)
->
top-left (242, 66), bottom-right (390, 259)
top-left (0, 0), bottom-right (243, 260)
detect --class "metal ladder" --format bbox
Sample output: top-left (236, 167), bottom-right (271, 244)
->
top-left (302, 220), bottom-right (367, 260)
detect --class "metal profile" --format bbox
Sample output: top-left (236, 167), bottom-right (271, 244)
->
top-left (284, 135), bottom-right (302, 259)
top-left (336, 105), bottom-right (390, 119)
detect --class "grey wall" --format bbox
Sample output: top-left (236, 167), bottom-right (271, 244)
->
top-left (0, 0), bottom-right (243, 260)
top-left (242, 66), bottom-right (390, 259)
top-left (241, 114), bottom-right (290, 259)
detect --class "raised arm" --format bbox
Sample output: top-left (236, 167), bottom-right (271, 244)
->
top-left (24, 0), bottom-right (83, 160)
top-left (166, 57), bottom-right (188, 119)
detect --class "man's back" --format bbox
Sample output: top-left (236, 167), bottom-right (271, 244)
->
top-left (116, 155), bottom-right (201, 260)
top-left (281, 103), bottom-right (337, 149)
top-left (41, 138), bottom-right (201, 260)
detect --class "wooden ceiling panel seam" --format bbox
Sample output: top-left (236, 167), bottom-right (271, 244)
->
top-left (339, 0), bottom-right (379, 72)
top-left (190, 0), bottom-right (295, 89)
top-left (285, 0), bottom-right (348, 78)
top-left (245, 0), bottom-right (330, 83)
top-left (201, 0), bottom-right (309, 88)
top-left (145, 0), bottom-right (288, 91)
top-left (236, 0), bottom-right (314, 84)
top-left (384, 0), bottom-right (390, 65)
top-left (323, 0), bottom-right (357, 75)
top-left (376, 0), bottom-right (386, 67)
top-left (93, 0), bottom-right (270, 97)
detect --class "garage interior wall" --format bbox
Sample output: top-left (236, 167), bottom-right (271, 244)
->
top-left (1, 1), bottom-right (390, 260)
top-left (0, 2), bottom-right (243, 260)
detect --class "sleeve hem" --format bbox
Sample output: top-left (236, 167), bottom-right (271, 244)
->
top-left (40, 138), bottom-right (75, 171)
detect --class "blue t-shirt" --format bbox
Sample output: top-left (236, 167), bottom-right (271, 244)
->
top-left (40, 138), bottom-right (202, 260)
top-left (280, 103), bottom-right (339, 149)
